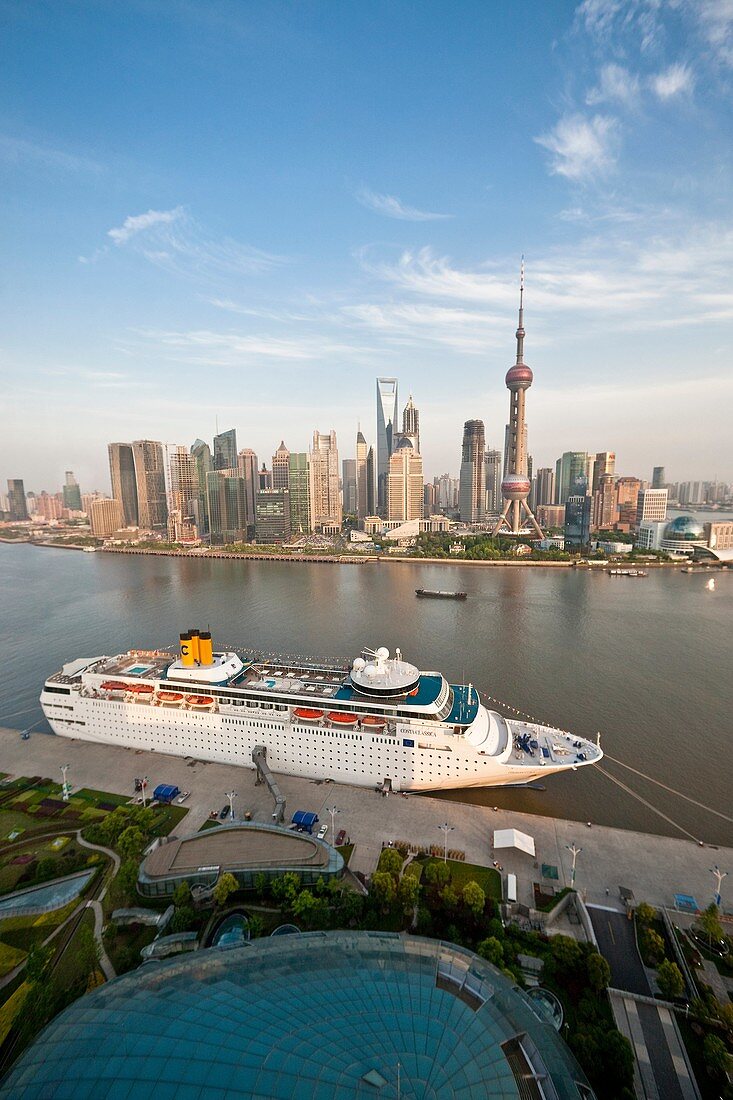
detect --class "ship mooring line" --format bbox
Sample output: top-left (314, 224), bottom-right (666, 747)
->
top-left (595, 764), bottom-right (701, 844)
top-left (601, 752), bottom-right (733, 825)
top-left (0, 706), bottom-right (41, 723)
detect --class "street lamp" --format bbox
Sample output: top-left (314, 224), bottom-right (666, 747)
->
top-left (566, 843), bottom-right (582, 889)
top-left (141, 776), bottom-right (149, 808)
top-left (226, 790), bottom-right (237, 822)
top-left (710, 865), bottom-right (728, 908)
top-left (326, 806), bottom-right (341, 839)
top-left (438, 822), bottom-right (454, 863)
top-left (60, 764), bottom-right (71, 802)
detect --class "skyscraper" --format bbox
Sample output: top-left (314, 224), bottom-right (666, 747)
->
top-left (166, 446), bottom-right (199, 541)
top-left (535, 468), bottom-right (555, 508)
top-left (591, 452), bottom-right (616, 494)
top-left (213, 428), bottom-right (237, 471)
top-left (484, 449), bottom-right (502, 515)
top-left (635, 488), bottom-right (668, 528)
top-left (255, 489), bottom-right (291, 543)
top-left (62, 471), bottom-right (82, 512)
top-left (492, 265), bottom-right (543, 538)
top-left (89, 498), bottom-right (124, 538)
top-left (132, 441), bottom-right (168, 530)
top-left (342, 459), bottom-right (358, 515)
top-left (387, 438), bottom-right (423, 522)
top-left (272, 442), bottom-right (290, 491)
top-left (108, 443), bottom-right (139, 526)
top-left (376, 378), bottom-right (398, 516)
top-left (592, 474), bottom-right (618, 530)
top-left (206, 471), bottom-right (247, 544)
top-left (366, 446), bottom-right (376, 517)
top-left (555, 452), bottom-right (588, 505)
top-left (459, 420), bottom-right (485, 524)
top-left (6, 479), bottom-right (28, 521)
top-left (402, 394), bottom-right (420, 452)
top-left (310, 429), bottom-right (342, 531)
top-left (288, 453), bottom-right (312, 534)
top-left (564, 496), bottom-right (592, 549)
top-left (237, 449), bottom-right (258, 536)
top-left (191, 439), bottom-right (213, 537)
top-left (355, 430), bottom-right (368, 519)
top-left (652, 466), bottom-right (666, 489)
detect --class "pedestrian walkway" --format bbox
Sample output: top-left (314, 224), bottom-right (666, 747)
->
top-left (610, 991), bottom-right (700, 1100)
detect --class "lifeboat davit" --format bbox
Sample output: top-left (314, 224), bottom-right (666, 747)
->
top-left (127, 683), bottom-right (154, 694)
top-left (361, 715), bottom-right (386, 729)
top-left (101, 681), bottom-right (130, 692)
top-left (292, 708), bottom-right (324, 722)
top-left (185, 695), bottom-right (214, 708)
top-left (327, 712), bottom-right (359, 726)
top-left (156, 691), bottom-right (184, 705)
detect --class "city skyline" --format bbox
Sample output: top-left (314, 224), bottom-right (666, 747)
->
top-left (2, 3), bottom-right (732, 487)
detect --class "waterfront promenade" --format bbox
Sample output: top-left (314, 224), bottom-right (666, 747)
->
top-left (2, 727), bottom-right (729, 913)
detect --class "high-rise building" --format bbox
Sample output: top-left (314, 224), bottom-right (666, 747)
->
top-left (592, 452), bottom-right (616, 494)
top-left (592, 474), bottom-right (618, 530)
top-left (366, 446), bottom-right (376, 517)
top-left (424, 482), bottom-right (436, 515)
top-left (206, 471), bottom-right (247, 544)
top-left (6, 479), bottom-right (28, 521)
top-left (402, 394), bottom-right (420, 453)
top-left (259, 465), bottom-right (273, 491)
top-left (342, 459), bottom-right (358, 515)
top-left (564, 495), bottom-right (592, 549)
top-left (272, 442), bottom-right (290, 491)
top-left (309, 430), bottom-right (342, 531)
top-left (36, 491), bottom-right (63, 521)
top-left (387, 438), bottom-right (423, 522)
top-left (535, 468), bottom-right (555, 507)
top-left (355, 431), bottom-right (368, 520)
top-left (237, 449), bottom-right (258, 536)
top-left (62, 471), bottom-right (82, 512)
top-left (213, 428), bottom-right (237, 471)
top-left (288, 453), bottom-right (312, 534)
top-left (652, 466), bottom-right (666, 489)
top-left (635, 488), bottom-right (668, 528)
top-left (459, 420), bottom-right (485, 524)
top-left (484, 449), bottom-right (502, 515)
top-left (492, 265), bottom-right (543, 538)
top-left (555, 452), bottom-right (588, 505)
top-left (616, 477), bottom-right (642, 512)
top-left (108, 444), bottom-right (139, 527)
top-left (90, 498), bottom-right (123, 538)
top-left (132, 441), bottom-right (168, 530)
top-left (255, 489), bottom-right (291, 543)
top-left (167, 446), bottom-right (199, 541)
top-left (376, 378), bottom-right (398, 515)
top-left (190, 439), bottom-right (213, 537)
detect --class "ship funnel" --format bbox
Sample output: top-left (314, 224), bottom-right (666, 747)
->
top-left (179, 632), bottom-right (194, 667)
top-left (199, 631), bottom-right (213, 666)
top-left (189, 628), bottom-right (201, 664)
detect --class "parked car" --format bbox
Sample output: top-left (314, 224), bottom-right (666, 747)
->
top-left (317, 824), bottom-right (328, 840)
top-left (176, 791), bottom-right (190, 804)
top-left (219, 805), bottom-right (230, 819)
top-left (335, 829), bottom-right (347, 846)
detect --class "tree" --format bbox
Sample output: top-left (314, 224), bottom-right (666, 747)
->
top-left (173, 881), bottom-right (191, 908)
top-left (248, 915), bottom-right (265, 939)
top-left (254, 872), bottom-right (268, 897)
top-left (77, 923), bottom-right (101, 978)
top-left (477, 936), bottom-right (504, 968)
top-left (35, 857), bottom-right (56, 882)
top-left (212, 872), bottom-right (239, 907)
top-left (702, 1034), bottom-right (730, 1082)
top-left (550, 934), bottom-right (583, 974)
top-left (657, 959), bottom-right (685, 1001)
top-left (698, 903), bottom-right (724, 948)
top-left (338, 890), bottom-right (364, 926)
top-left (25, 943), bottom-right (53, 984)
top-left (171, 906), bottom-right (196, 933)
top-left (292, 889), bottom-right (329, 929)
top-left (379, 848), bottom-right (403, 876)
top-left (635, 902), bottom-right (657, 926)
top-left (117, 826), bottom-right (145, 862)
top-left (371, 871), bottom-right (397, 908)
top-left (640, 928), bottom-right (665, 965)
top-left (462, 881), bottom-right (486, 917)
top-left (440, 885), bottom-right (459, 912)
top-left (424, 861), bottom-right (450, 888)
top-left (586, 951), bottom-right (611, 992)
top-left (397, 875), bottom-right (420, 915)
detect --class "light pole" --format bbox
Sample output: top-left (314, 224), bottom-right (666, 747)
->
top-left (60, 764), bottom-right (71, 802)
top-left (438, 822), bottom-right (454, 863)
top-left (226, 790), bottom-right (237, 822)
top-left (710, 865), bottom-right (728, 908)
top-left (141, 776), bottom-right (148, 808)
top-left (326, 806), bottom-right (341, 839)
top-left (566, 843), bottom-right (582, 890)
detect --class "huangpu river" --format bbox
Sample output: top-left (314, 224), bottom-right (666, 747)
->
top-left (1, 542), bottom-right (731, 846)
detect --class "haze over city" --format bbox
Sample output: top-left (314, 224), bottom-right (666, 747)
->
top-left (3, 0), bottom-right (733, 488)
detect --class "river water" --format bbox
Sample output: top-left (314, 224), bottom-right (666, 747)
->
top-left (1, 543), bottom-right (731, 845)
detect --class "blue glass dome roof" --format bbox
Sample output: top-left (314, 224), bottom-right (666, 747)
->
top-left (663, 515), bottom-right (704, 541)
top-left (1, 933), bottom-right (592, 1099)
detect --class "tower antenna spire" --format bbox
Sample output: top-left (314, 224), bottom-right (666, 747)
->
top-left (516, 255), bottom-right (525, 365)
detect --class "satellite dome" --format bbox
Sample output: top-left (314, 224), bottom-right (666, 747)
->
top-left (352, 657), bottom-right (366, 672)
top-left (376, 646), bottom-right (389, 660)
top-left (505, 364), bottom-right (533, 390)
top-left (663, 515), bottom-right (704, 541)
top-left (365, 664), bottom-right (378, 678)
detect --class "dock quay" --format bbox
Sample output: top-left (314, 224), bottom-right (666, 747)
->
top-left (2, 726), bottom-right (730, 915)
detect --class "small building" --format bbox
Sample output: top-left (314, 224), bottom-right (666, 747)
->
top-left (152, 784), bottom-right (180, 804)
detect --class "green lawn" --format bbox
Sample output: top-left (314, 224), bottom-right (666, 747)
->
top-left (74, 788), bottom-right (130, 807)
top-left (337, 844), bottom-right (354, 865)
top-left (0, 941), bottom-right (25, 978)
top-left (0, 981), bottom-right (31, 1046)
top-left (422, 857), bottom-right (502, 900)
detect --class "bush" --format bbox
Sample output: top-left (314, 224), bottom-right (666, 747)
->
top-left (657, 959), bottom-right (685, 1001)
top-left (462, 881), bottom-right (486, 917)
top-left (640, 928), bottom-right (665, 966)
top-left (477, 936), bottom-right (504, 968)
top-left (586, 951), bottom-right (611, 992)
top-left (378, 848), bottom-right (403, 876)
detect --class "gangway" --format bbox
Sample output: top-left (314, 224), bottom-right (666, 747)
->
top-left (252, 745), bottom-right (287, 824)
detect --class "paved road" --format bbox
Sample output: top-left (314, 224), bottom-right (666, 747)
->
top-left (588, 906), bottom-right (650, 995)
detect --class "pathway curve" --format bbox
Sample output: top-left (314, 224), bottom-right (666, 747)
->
top-left (75, 831), bottom-right (119, 978)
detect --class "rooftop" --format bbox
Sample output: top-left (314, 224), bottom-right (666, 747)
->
top-left (141, 823), bottom-right (332, 880)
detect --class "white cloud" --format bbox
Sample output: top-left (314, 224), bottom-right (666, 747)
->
top-left (696, 0), bottom-right (733, 66)
top-left (0, 134), bottom-right (102, 174)
top-left (133, 328), bottom-right (368, 368)
top-left (356, 188), bottom-right (452, 221)
top-left (535, 114), bottom-right (619, 180)
top-left (586, 64), bottom-right (641, 107)
top-left (108, 207), bottom-right (184, 245)
top-left (649, 62), bottom-right (696, 99)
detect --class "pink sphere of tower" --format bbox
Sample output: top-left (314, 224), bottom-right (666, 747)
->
top-left (501, 473), bottom-right (531, 501)
top-left (505, 363), bottom-right (533, 390)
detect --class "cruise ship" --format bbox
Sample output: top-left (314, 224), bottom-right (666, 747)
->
top-left (40, 629), bottom-right (602, 792)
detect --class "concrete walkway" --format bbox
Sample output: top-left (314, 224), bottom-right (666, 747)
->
top-left (610, 991), bottom-right (701, 1100)
top-left (85, 899), bottom-right (116, 980)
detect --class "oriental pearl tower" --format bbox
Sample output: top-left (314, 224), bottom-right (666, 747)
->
top-left (492, 262), bottom-right (544, 539)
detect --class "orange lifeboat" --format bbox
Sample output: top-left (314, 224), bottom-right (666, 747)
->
top-left (101, 681), bottom-right (130, 692)
top-left (293, 708), bottom-right (324, 722)
top-left (361, 715), bottom-right (386, 730)
top-left (327, 712), bottom-right (359, 726)
top-left (127, 683), bottom-right (154, 694)
top-left (156, 691), bottom-right (183, 705)
top-left (185, 695), bottom-right (214, 708)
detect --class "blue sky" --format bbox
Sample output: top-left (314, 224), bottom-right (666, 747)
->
top-left (2, 0), bottom-right (732, 491)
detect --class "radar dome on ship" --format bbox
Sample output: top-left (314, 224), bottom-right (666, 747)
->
top-left (501, 473), bottom-right (531, 500)
top-left (505, 363), bottom-right (533, 389)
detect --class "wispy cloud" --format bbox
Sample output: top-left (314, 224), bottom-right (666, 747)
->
top-left (586, 64), bottom-right (640, 107)
top-left (108, 207), bottom-right (184, 245)
top-left (696, 0), bottom-right (733, 66)
top-left (535, 114), bottom-right (619, 180)
top-left (0, 134), bottom-right (103, 174)
top-left (340, 302), bottom-right (506, 353)
top-left (649, 62), bottom-right (695, 99)
top-left (132, 328), bottom-right (368, 368)
top-left (356, 188), bottom-right (452, 221)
